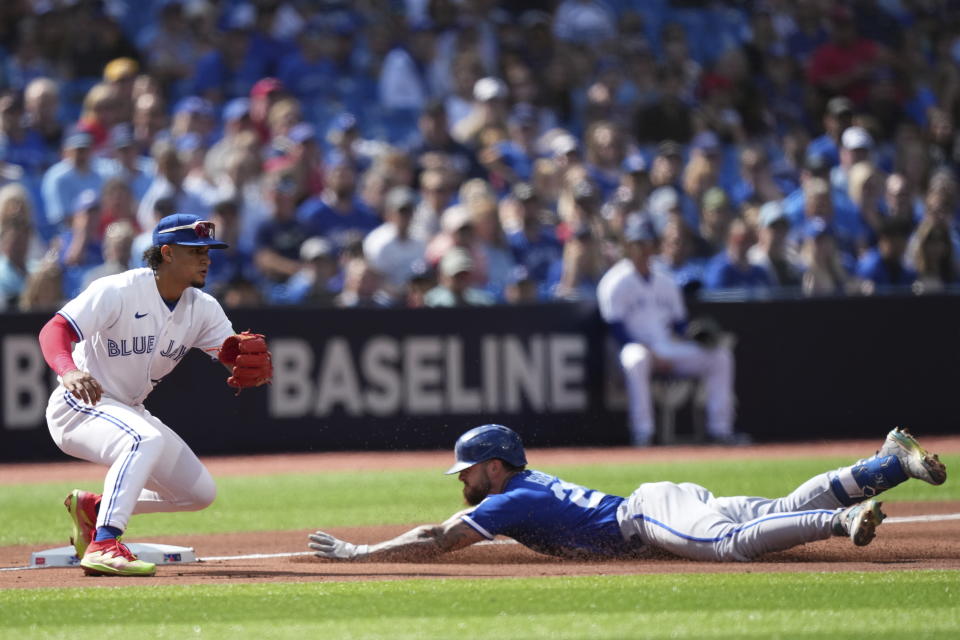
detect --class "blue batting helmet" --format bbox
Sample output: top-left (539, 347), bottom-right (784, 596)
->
top-left (444, 424), bottom-right (527, 475)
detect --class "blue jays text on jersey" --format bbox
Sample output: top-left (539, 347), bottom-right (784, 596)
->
top-left (106, 336), bottom-right (189, 362)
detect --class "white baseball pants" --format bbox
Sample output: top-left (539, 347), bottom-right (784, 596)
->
top-left (619, 339), bottom-right (734, 443)
top-left (46, 387), bottom-right (216, 532)
top-left (617, 469), bottom-right (845, 562)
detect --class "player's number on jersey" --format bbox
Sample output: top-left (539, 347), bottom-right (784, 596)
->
top-left (551, 480), bottom-right (605, 509)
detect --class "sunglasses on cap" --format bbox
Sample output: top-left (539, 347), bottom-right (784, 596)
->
top-left (157, 220), bottom-right (217, 239)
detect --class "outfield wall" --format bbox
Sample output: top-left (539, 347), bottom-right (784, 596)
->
top-left (2, 295), bottom-right (958, 461)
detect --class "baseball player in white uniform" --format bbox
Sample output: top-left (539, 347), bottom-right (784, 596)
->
top-left (598, 217), bottom-right (737, 446)
top-left (39, 213), bottom-right (272, 576)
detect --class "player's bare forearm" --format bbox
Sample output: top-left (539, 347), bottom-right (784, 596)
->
top-left (310, 517), bottom-right (484, 562)
top-left (363, 520), bottom-right (483, 562)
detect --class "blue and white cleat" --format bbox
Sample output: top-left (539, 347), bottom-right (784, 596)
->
top-left (878, 427), bottom-right (947, 486)
top-left (836, 498), bottom-right (886, 547)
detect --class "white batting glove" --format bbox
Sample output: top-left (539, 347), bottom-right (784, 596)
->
top-left (308, 531), bottom-right (370, 560)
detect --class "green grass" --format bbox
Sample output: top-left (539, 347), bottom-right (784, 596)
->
top-left (3, 456), bottom-right (958, 547)
top-left (1, 572), bottom-right (957, 639)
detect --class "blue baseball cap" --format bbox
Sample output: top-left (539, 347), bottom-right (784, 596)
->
top-left (152, 213), bottom-right (228, 248)
top-left (288, 122), bottom-right (317, 144)
top-left (803, 216), bottom-right (833, 240)
top-left (223, 98), bottom-right (251, 122)
top-left (174, 96), bottom-right (214, 118)
top-left (623, 216), bottom-right (658, 244)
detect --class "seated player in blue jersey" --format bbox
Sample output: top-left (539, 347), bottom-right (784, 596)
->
top-left (309, 424), bottom-right (947, 563)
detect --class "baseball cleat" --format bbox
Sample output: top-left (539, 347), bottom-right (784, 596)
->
top-left (64, 490), bottom-right (100, 558)
top-left (878, 427), bottom-right (947, 486)
top-left (80, 538), bottom-right (156, 577)
top-left (836, 499), bottom-right (885, 547)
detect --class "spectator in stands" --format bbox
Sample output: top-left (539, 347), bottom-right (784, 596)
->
top-left (296, 159), bottom-right (379, 252)
top-left (334, 256), bottom-right (391, 308)
top-left (278, 21), bottom-right (337, 114)
top-left (0, 91), bottom-right (48, 179)
top-left (255, 171), bottom-right (311, 285)
top-left (552, 0), bottom-right (616, 47)
top-left (102, 57), bottom-right (139, 125)
top-left (379, 21), bottom-right (439, 116)
top-left (40, 129), bottom-right (103, 232)
top-left (546, 223), bottom-right (605, 302)
top-left (597, 217), bottom-right (740, 446)
top-left (80, 220), bottom-right (134, 290)
top-left (832, 126), bottom-right (874, 195)
top-left (470, 193), bottom-right (515, 299)
top-left (402, 259), bottom-right (437, 308)
top-left (881, 172), bottom-right (922, 224)
top-left (505, 182), bottom-right (562, 283)
top-left (424, 247), bottom-right (494, 307)
top-left (169, 96), bottom-right (217, 148)
top-left (847, 160), bottom-right (886, 247)
top-left (583, 120), bottom-right (626, 201)
top-left (130, 195), bottom-right (174, 269)
top-left (132, 92), bottom-right (168, 157)
top-left (364, 186), bottom-right (426, 292)
top-left (76, 83), bottom-right (122, 151)
top-left (503, 265), bottom-right (540, 304)
top-left (698, 187), bottom-right (736, 259)
top-left (728, 145), bottom-right (784, 210)
top-left (806, 96), bottom-right (854, 168)
top-left (205, 198), bottom-right (255, 297)
top-left (409, 167), bottom-right (453, 242)
top-left (410, 99), bottom-right (481, 180)
top-left (799, 217), bottom-right (850, 297)
top-left (806, 7), bottom-right (880, 107)
top-left (136, 1), bottom-right (199, 100)
top-left (325, 113), bottom-right (380, 175)
top-left (269, 236), bottom-right (339, 307)
top-left (0, 183), bottom-right (36, 309)
top-left (655, 218), bottom-right (706, 294)
top-left (910, 218), bottom-right (957, 293)
top-left (748, 202), bottom-right (803, 289)
top-left (95, 124), bottom-right (154, 204)
top-left (23, 78), bottom-right (62, 161)
top-left (96, 176), bottom-right (138, 239)
top-left (634, 67), bottom-right (694, 145)
top-left (192, 15), bottom-right (270, 104)
top-left (18, 254), bottom-right (64, 312)
top-left (856, 217), bottom-right (916, 292)
top-left (56, 189), bottom-right (103, 298)
top-left (704, 218), bottom-right (773, 291)
top-left (453, 77), bottom-right (510, 149)
top-left (273, 123), bottom-right (325, 200)
top-left (205, 98), bottom-right (253, 181)
top-left (136, 139), bottom-right (208, 230)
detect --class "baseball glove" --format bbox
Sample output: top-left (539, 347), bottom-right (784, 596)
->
top-left (218, 331), bottom-right (272, 392)
top-left (684, 316), bottom-right (724, 349)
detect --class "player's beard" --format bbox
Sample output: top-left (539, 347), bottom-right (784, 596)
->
top-left (462, 476), bottom-right (491, 506)
top-left (191, 275), bottom-right (206, 289)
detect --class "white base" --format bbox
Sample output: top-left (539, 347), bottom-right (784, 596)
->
top-left (31, 543), bottom-right (197, 568)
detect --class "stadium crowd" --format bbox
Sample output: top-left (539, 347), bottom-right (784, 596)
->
top-left (2, 0), bottom-right (960, 312)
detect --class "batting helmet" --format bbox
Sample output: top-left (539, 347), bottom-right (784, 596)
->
top-left (444, 424), bottom-right (528, 475)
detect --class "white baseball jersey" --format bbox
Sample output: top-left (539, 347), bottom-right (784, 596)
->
top-left (57, 268), bottom-right (234, 406)
top-left (596, 258), bottom-right (686, 348)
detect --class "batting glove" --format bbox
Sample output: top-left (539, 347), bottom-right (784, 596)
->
top-left (308, 531), bottom-right (370, 560)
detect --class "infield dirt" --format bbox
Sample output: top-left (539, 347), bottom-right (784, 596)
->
top-left (2, 437), bottom-right (959, 589)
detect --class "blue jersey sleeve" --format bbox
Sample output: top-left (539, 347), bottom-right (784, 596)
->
top-left (461, 492), bottom-right (527, 539)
